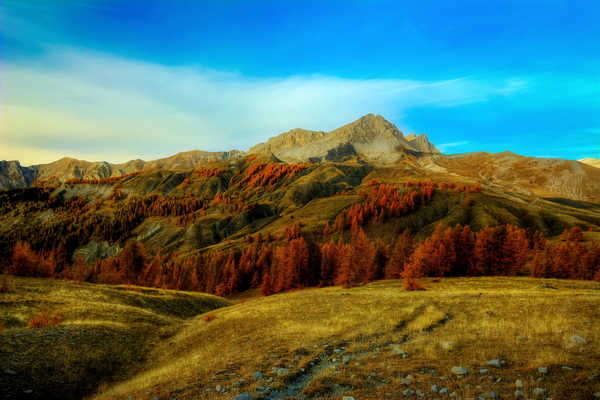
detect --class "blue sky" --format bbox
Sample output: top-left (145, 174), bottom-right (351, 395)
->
top-left (1, 0), bottom-right (599, 165)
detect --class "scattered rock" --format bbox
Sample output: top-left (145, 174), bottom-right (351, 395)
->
top-left (515, 390), bottom-right (525, 397)
top-left (487, 359), bottom-right (502, 368)
top-left (538, 367), bottom-right (548, 374)
top-left (480, 368), bottom-right (489, 374)
top-left (232, 393), bottom-right (253, 400)
top-left (253, 371), bottom-right (262, 380)
top-left (451, 366), bottom-right (467, 375)
top-left (403, 388), bottom-right (415, 396)
top-left (515, 379), bottom-right (524, 388)
top-left (441, 341), bottom-right (454, 350)
top-left (567, 335), bottom-right (586, 349)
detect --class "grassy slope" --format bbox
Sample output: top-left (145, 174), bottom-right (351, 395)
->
top-left (94, 277), bottom-right (600, 400)
top-left (0, 276), bottom-right (229, 400)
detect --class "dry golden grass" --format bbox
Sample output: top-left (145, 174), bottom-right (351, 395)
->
top-left (93, 277), bottom-right (600, 400)
top-left (0, 275), bottom-right (228, 400)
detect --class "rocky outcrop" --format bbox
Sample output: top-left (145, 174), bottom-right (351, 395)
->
top-left (405, 133), bottom-right (441, 154)
top-left (0, 161), bottom-right (35, 189)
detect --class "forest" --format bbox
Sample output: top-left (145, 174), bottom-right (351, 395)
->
top-left (2, 171), bottom-right (599, 297)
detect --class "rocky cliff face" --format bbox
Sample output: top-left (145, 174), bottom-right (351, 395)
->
top-left (0, 161), bottom-right (35, 189)
top-left (405, 133), bottom-right (441, 154)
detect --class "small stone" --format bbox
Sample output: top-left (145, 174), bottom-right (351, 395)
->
top-left (487, 359), bottom-right (502, 368)
top-left (480, 368), bottom-right (489, 374)
top-left (4, 370), bottom-right (17, 375)
top-left (496, 377), bottom-right (502, 382)
top-left (205, 388), bottom-right (211, 392)
top-left (431, 385), bottom-right (439, 392)
top-left (439, 388), bottom-right (448, 394)
top-left (538, 367), bottom-right (548, 374)
top-left (416, 391), bottom-right (424, 397)
top-left (515, 379), bottom-right (524, 388)
top-left (342, 355), bottom-right (351, 364)
top-left (515, 390), bottom-right (525, 397)
top-left (215, 385), bottom-right (222, 392)
top-left (253, 371), bottom-right (262, 380)
top-left (441, 341), bottom-right (454, 350)
top-left (533, 388), bottom-right (546, 396)
top-left (232, 393), bottom-right (253, 400)
top-left (276, 368), bottom-right (289, 375)
top-left (567, 335), bottom-right (586, 349)
top-left (451, 366), bottom-right (467, 375)
top-left (561, 366), bottom-right (573, 371)
top-left (23, 390), bottom-right (33, 394)
top-left (593, 392), bottom-right (600, 398)
top-left (342, 397), bottom-right (355, 400)
top-left (256, 386), bottom-right (265, 391)
top-left (403, 388), bottom-right (415, 396)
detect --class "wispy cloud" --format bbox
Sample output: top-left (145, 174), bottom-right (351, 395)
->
top-left (437, 141), bottom-right (471, 153)
top-left (1, 47), bottom-right (528, 165)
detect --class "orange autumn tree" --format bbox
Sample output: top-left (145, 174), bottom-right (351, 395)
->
top-left (385, 229), bottom-right (413, 279)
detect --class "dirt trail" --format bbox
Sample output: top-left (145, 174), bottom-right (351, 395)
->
top-left (268, 307), bottom-right (452, 399)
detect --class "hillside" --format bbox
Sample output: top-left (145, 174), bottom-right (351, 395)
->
top-left (91, 277), bottom-right (600, 399)
top-left (0, 276), bottom-right (228, 400)
top-left (580, 158), bottom-right (600, 169)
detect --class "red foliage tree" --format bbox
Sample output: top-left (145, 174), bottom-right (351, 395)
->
top-left (385, 229), bottom-right (413, 279)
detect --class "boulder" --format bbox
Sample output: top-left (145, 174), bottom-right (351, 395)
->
top-left (451, 366), bottom-right (467, 375)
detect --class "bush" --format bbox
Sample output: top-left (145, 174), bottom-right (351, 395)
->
top-left (203, 313), bottom-right (216, 322)
top-left (28, 310), bottom-right (65, 328)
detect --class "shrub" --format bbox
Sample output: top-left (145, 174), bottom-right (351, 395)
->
top-left (28, 310), bottom-right (65, 329)
top-left (203, 313), bottom-right (216, 322)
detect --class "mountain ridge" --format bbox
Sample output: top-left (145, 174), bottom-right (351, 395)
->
top-left (1, 114), bottom-right (598, 203)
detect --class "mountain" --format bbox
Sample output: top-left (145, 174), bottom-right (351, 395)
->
top-left (579, 157), bottom-right (600, 169)
top-left (1, 114), bottom-right (598, 203)
top-left (248, 113), bottom-right (430, 163)
top-left (0, 150), bottom-right (242, 190)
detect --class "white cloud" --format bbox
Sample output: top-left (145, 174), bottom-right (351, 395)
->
top-left (437, 141), bottom-right (471, 153)
top-left (1, 47), bottom-right (528, 165)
